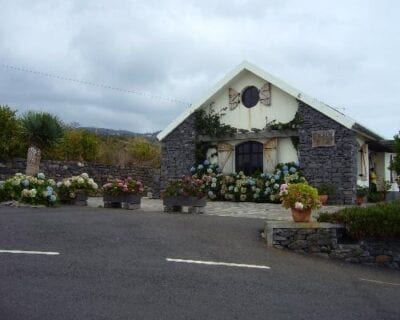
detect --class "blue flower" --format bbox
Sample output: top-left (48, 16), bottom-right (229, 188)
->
top-left (190, 166), bottom-right (196, 172)
top-left (49, 195), bottom-right (57, 202)
top-left (290, 167), bottom-right (297, 173)
top-left (282, 165), bottom-right (288, 171)
top-left (264, 187), bottom-right (271, 195)
top-left (283, 170), bottom-right (289, 176)
top-left (274, 174), bottom-right (280, 180)
top-left (203, 160), bottom-right (210, 165)
top-left (22, 179), bottom-right (29, 187)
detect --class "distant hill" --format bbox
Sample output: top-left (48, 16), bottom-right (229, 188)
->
top-left (80, 127), bottom-right (160, 141)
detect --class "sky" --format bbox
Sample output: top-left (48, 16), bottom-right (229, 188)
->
top-left (0, 0), bottom-right (399, 138)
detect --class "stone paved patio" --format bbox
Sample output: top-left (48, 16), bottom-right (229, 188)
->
top-left (88, 197), bottom-right (350, 221)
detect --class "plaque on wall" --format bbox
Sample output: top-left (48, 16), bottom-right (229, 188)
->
top-left (312, 130), bottom-right (335, 147)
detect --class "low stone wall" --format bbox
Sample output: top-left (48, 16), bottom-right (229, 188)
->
top-left (264, 221), bottom-right (400, 270)
top-left (0, 158), bottom-right (161, 197)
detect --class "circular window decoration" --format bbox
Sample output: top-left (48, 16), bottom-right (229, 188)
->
top-left (241, 86), bottom-right (259, 108)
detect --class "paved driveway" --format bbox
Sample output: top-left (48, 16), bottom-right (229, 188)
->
top-left (1, 207), bottom-right (399, 320)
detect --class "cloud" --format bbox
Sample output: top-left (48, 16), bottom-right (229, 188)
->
top-left (0, 0), bottom-right (399, 138)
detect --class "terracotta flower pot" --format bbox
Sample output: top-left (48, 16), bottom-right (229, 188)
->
top-left (319, 195), bottom-right (328, 206)
top-left (291, 208), bottom-right (312, 222)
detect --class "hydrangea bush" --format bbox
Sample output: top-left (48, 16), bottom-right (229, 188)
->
top-left (190, 161), bottom-right (306, 203)
top-left (0, 172), bottom-right (57, 206)
top-left (57, 173), bottom-right (98, 200)
top-left (103, 178), bottom-right (145, 196)
top-left (163, 176), bottom-right (206, 198)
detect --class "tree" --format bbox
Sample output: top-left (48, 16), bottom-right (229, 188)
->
top-left (0, 105), bottom-right (24, 159)
top-left (21, 111), bottom-right (64, 175)
top-left (391, 134), bottom-right (400, 175)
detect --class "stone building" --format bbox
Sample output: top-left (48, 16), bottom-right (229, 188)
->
top-left (157, 61), bottom-right (395, 204)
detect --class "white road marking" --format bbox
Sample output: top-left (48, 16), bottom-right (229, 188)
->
top-left (0, 250), bottom-right (60, 256)
top-left (359, 278), bottom-right (400, 286)
top-left (166, 258), bottom-right (270, 269)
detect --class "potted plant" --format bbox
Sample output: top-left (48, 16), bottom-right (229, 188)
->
top-left (103, 178), bottom-right (144, 209)
top-left (57, 173), bottom-right (98, 205)
top-left (317, 184), bottom-right (336, 205)
top-left (356, 185), bottom-right (368, 206)
top-left (280, 183), bottom-right (321, 222)
top-left (162, 176), bottom-right (207, 213)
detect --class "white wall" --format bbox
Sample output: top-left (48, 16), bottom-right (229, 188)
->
top-left (277, 138), bottom-right (298, 164)
top-left (204, 70), bottom-right (298, 130)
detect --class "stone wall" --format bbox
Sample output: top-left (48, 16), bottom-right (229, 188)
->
top-left (297, 102), bottom-right (358, 204)
top-left (160, 113), bottom-right (197, 190)
top-left (264, 221), bottom-right (400, 270)
top-left (0, 159), bottom-right (161, 197)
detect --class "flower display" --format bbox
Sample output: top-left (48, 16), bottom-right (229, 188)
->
top-left (190, 161), bottom-right (306, 203)
top-left (57, 173), bottom-right (98, 199)
top-left (103, 177), bottom-right (145, 196)
top-left (280, 183), bottom-right (321, 211)
top-left (163, 176), bottom-right (206, 198)
top-left (0, 172), bottom-right (57, 206)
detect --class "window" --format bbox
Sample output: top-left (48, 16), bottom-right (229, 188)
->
top-left (235, 141), bottom-right (263, 175)
top-left (241, 86), bottom-right (259, 108)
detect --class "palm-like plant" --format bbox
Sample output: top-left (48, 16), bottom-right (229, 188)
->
top-left (21, 111), bottom-right (63, 175)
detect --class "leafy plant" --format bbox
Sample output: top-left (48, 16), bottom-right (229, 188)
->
top-left (57, 173), bottom-right (98, 200)
top-left (317, 184), bottom-right (336, 196)
top-left (317, 201), bottom-right (400, 239)
top-left (194, 109), bottom-right (236, 138)
top-left (356, 185), bottom-right (369, 197)
top-left (0, 105), bottom-right (25, 159)
top-left (0, 173), bottom-right (57, 206)
top-left (163, 176), bottom-right (206, 198)
top-left (280, 183), bottom-right (321, 210)
top-left (103, 178), bottom-right (145, 196)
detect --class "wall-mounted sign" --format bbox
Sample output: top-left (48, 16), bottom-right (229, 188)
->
top-left (312, 130), bottom-right (335, 147)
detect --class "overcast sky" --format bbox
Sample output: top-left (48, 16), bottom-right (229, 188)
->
top-left (0, 0), bottom-right (399, 138)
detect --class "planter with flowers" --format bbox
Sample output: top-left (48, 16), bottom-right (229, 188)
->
top-left (102, 178), bottom-right (144, 209)
top-left (163, 176), bottom-right (207, 213)
top-left (57, 173), bottom-right (98, 206)
top-left (356, 185), bottom-right (369, 206)
top-left (0, 172), bottom-right (57, 206)
top-left (280, 183), bottom-right (321, 222)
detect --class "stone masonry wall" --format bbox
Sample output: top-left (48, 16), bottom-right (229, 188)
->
top-left (0, 159), bottom-right (161, 197)
top-left (264, 222), bottom-right (400, 270)
top-left (297, 102), bottom-right (358, 204)
top-left (160, 113), bottom-right (197, 191)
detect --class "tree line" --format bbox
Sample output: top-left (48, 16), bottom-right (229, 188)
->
top-left (0, 105), bottom-right (161, 175)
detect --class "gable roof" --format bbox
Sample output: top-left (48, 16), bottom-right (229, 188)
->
top-left (157, 61), bottom-right (384, 141)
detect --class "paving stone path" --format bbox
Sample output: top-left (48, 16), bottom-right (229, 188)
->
top-left (88, 197), bottom-right (349, 221)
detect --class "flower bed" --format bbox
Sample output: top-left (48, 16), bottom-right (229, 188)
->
top-left (190, 161), bottom-right (306, 203)
top-left (102, 178), bottom-right (144, 209)
top-left (0, 172), bottom-right (57, 206)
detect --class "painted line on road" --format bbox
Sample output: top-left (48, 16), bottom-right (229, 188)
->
top-left (166, 258), bottom-right (270, 270)
top-left (359, 278), bottom-right (400, 286)
top-left (0, 250), bottom-right (60, 256)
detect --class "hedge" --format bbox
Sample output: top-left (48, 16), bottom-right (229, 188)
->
top-left (317, 201), bottom-right (400, 239)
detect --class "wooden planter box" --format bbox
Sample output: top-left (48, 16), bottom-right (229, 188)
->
top-left (103, 194), bottom-right (141, 210)
top-left (163, 196), bottom-right (206, 213)
top-left (60, 191), bottom-right (88, 206)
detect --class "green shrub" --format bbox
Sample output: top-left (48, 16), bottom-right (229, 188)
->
top-left (317, 201), bottom-right (400, 239)
top-left (0, 105), bottom-right (25, 159)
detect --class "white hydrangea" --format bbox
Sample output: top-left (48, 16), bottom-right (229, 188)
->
top-left (294, 202), bottom-right (304, 210)
top-left (81, 173), bottom-right (89, 179)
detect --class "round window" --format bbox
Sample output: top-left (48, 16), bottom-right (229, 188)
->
top-left (241, 86), bottom-right (259, 108)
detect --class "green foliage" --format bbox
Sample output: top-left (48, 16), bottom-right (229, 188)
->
top-left (45, 129), bottom-right (101, 162)
top-left (0, 173), bottom-right (57, 206)
top-left (391, 134), bottom-right (400, 173)
top-left (21, 111), bottom-right (64, 150)
top-left (356, 185), bottom-right (369, 197)
top-left (194, 109), bottom-right (236, 137)
top-left (163, 176), bottom-right (206, 198)
top-left (317, 201), bottom-right (400, 239)
top-left (367, 192), bottom-right (385, 203)
top-left (317, 184), bottom-right (336, 196)
top-left (191, 161), bottom-right (306, 203)
top-left (266, 111), bottom-right (303, 130)
top-left (0, 105), bottom-right (25, 159)
top-left (280, 183), bottom-right (321, 210)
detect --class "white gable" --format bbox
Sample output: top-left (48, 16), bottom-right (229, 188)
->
top-left (157, 61), bottom-right (381, 141)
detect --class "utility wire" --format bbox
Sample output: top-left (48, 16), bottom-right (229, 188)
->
top-left (0, 63), bottom-right (191, 106)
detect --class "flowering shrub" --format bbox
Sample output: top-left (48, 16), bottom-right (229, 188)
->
top-left (0, 172), bottom-right (57, 206)
top-left (191, 161), bottom-right (306, 203)
top-left (103, 178), bottom-right (144, 196)
top-left (163, 176), bottom-right (206, 198)
top-left (57, 173), bottom-right (98, 199)
top-left (280, 183), bottom-right (321, 210)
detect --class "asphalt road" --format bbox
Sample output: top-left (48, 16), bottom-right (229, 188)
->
top-left (0, 207), bottom-right (399, 320)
